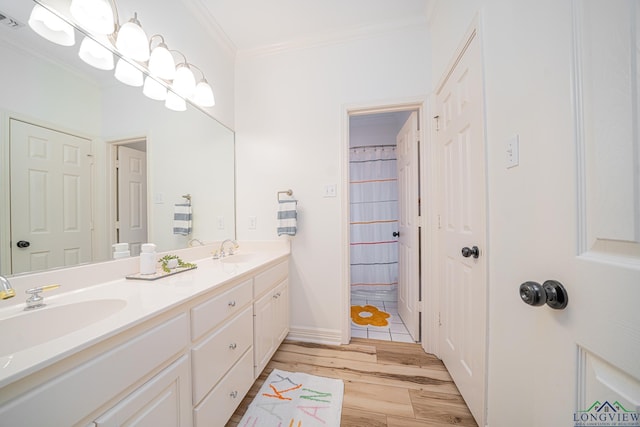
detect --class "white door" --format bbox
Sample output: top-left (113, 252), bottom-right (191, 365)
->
top-left (397, 111), bottom-right (421, 341)
top-left (517, 2), bottom-right (640, 425)
top-left (435, 30), bottom-right (487, 425)
top-left (117, 145), bottom-right (147, 256)
top-left (10, 119), bottom-right (92, 274)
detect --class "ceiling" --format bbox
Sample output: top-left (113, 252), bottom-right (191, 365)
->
top-left (194, 0), bottom-right (433, 53)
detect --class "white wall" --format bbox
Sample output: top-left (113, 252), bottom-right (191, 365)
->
top-left (430, 0), bottom-right (577, 425)
top-left (235, 27), bottom-right (431, 341)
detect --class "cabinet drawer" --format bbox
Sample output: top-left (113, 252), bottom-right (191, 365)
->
top-left (193, 349), bottom-right (254, 427)
top-left (191, 306), bottom-right (253, 404)
top-left (253, 260), bottom-right (288, 297)
top-left (191, 278), bottom-right (252, 341)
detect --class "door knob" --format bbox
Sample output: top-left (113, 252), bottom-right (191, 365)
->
top-left (461, 246), bottom-right (479, 258)
top-left (393, 232), bottom-right (400, 237)
top-left (519, 280), bottom-right (568, 310)
top-left (16, 240), bottom-right (30, 248)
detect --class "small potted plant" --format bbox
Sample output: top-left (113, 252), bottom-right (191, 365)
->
top-left (158, 255), bottom-right (197, 273)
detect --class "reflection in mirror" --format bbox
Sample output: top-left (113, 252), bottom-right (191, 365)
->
top-left (0, 0), bottom-right (235, 276)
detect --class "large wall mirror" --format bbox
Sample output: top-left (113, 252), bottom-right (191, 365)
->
top-left (0, 0), bottom-right (235, 276)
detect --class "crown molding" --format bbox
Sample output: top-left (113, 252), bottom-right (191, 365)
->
top-left (236, 14), bottom-right (429, 60)
top-left (180, 0), bottom-right (237, 58)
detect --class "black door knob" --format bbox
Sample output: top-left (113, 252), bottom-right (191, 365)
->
top-left (392, 232), bottom-right (400, 237)
top-left (519, 280), bottom-right (568, 310)
top-left (16, 240), bottom-right (30, 248)
top-left (461, 246), bottom-right (479, 258)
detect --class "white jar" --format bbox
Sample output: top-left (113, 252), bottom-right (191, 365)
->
top-left (139, 243), bottom-right (157, 275)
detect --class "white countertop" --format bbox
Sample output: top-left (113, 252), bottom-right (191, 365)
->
top-left (0, 241), bottom-right (290, 388)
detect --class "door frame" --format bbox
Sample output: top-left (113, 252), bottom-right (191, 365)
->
top-left (340, 98), bottom-right (432, 345)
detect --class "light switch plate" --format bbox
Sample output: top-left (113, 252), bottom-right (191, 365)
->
top-left (324, 184), bottom-right (337, 198)
top-left (506, 135), bottom-right (519, 168)
top-left (248, 216), bottom-right (257, 230)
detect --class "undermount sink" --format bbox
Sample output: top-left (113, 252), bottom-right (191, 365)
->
top-left (0, 298), bottom-right (127, 356)
top-left (219, 253), bottom-right (260, 264)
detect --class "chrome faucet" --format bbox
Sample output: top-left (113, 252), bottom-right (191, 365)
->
top-left (0, 275), bottom-right (15, 300)
top-left (217, 239), bottom-right (239, 258)
top-left (24, 284), bottom-right (60, 310)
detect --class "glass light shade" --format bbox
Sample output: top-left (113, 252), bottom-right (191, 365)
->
top-left (172, 65), bottom-right (196, 98)
top-left (165, 91), bottom-right (186, 111)
top-left (192, 80), bottom-right (215, 107)
top-left (114, 58), bottom-right (143, 86)
top-left (148, 44), bottom-right (175, 80)
top-left (70, 0), bottom-right (115, 35)
top-left (28, 5), bottom-right (76, 46)
top-left (115, 15), bottom-right (149, 61)
top-left (143, 76), bottom-right (167, 101)
top-left (78, 36), bottom-right (114, 70)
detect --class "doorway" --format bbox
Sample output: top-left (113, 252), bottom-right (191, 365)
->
top-left (347, 106), bottom-right (422, 343)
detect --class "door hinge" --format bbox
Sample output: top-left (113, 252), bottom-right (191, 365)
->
top-left (438, 312), bottom-right (442, 327)
top-left (115, 221), bottom-right (120, 230)
top-left (433, 115), bottom-right (440, 131)
top-left (437, 214), bottom-right (442, 229)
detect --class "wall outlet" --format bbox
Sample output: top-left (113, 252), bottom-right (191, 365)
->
top-left (153, 192), bottom-right (164, 204)
top-left (217, 216), bottom-right (224, 230)
top-left (248, 216), bottom-right (257, 230)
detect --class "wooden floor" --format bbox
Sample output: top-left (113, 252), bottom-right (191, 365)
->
top-left (227, 338), bottom-right (477, 426)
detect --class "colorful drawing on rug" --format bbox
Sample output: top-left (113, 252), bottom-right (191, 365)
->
top-left (240, 369), bottom-right (344, 426)
top-left (351, 304), bottom-right (391, 326)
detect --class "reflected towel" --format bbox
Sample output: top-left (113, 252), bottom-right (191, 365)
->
top-left (173, 203), bottom-right (192, 235)
top-left (277, 199), bottom-right (297, 236)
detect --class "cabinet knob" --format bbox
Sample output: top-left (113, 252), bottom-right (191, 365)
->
top-left (229, 343), bottom-right (237, 350)
top-left (228, 301), bottom-right (236, 307)
top-left (230, 391), bottom-right (238, 399)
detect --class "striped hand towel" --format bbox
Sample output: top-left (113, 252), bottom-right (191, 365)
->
top-left (277, 199), bottom-right (297, 236)
top-left (173, 203), bottom-right (192, 236)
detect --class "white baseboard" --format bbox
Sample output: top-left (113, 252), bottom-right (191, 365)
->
top-left (286, 326), bottom-right (342, 346)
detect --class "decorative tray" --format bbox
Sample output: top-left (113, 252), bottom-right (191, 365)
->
top-left (126, 265), bottom-right (197, 281)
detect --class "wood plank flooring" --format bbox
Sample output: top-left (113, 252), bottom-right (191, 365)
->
top-left (226, 338), bottom-right (477, 426)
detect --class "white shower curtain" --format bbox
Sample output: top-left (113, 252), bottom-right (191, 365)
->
top-left (349, 145), bottom-right (398, 293)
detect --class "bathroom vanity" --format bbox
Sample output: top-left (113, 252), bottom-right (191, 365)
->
top-left (0, 242), bottom-right (289, 426)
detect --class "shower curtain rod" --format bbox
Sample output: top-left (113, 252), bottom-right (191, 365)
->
top-left (350, 144), bottom-right (396, 150)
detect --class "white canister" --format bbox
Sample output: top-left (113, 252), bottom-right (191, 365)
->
top-left (139, 243), bottom-right (157, 275)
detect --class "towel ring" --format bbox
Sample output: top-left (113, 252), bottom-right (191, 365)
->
top-left (182, 194), bottom-right (192, 205)
top-left (277, 189), bottom-right (293, 202)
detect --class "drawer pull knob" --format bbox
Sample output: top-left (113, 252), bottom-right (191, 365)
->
top-left (228, 301), bottom-right (236, 307)
top-left (229, 343), bottom-right (237, 350)
top-left (230, 391), bottom-right (238, 399)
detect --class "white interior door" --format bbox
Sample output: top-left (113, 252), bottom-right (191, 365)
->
top-left (117, 145), bottom-right (147, 256)
top-left (435, 30), bottom-right (487, 425)
top-left (513, 2), bottom-right (640, 424)
top-left (9, 119), bottom-right (92, 274)
top-left (397, 111), bottom-right (420, 341)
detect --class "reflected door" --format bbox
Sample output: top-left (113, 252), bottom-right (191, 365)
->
top-left (10, 119), bottom-right (92, 274)
top-left (117, 145), bottom-right (147, 256)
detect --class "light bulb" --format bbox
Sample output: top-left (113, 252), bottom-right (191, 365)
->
top-left (79, 36), bottom-right (114, 70)
top-left (192, 80), bottom-right (215, 107)
top-left (143, 76), bottom-right (167, 101)
top-left (173, 64), bottom-right (195, 98)
top-left (70, 0), bottom-right (115, 35)
top-left (115, 13), bottom-right (149, 61)
top-left (114, 58), bottom-right (143, 86)
top-left (28, 4), bottom-right (75, 46)
top-left (148, 43), bottom-right (175, 80)
top-left (165, 91), bottom-right (186, 111)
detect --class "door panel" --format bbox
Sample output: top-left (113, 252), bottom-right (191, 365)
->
top-left (10, 119), bottom-right (92, 274)
top-left (436, 29), bottom-right (487, 425)
top-left (117, 145), bottom-right (148, 256)
top-left (397, 111), bottom-right (420, 342)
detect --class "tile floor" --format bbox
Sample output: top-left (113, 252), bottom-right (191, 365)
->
top-left (351, 296), bottom-right (415, 343)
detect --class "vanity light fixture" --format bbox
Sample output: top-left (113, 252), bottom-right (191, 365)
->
top-left (114, 57), bottom-right (143, 86)
top-left (29, 0), bottom-right (216, 112)
top-left (190, 64), bottom-right (215, 107)
top-left (143, 75), bottom-right (167, 101)
top-left (28, 4), bottom-right (75, 46)
top-left (115, 13), bottom-right (148, 61)
top-left (78, 35), bottom-right (114, 70)
top-left (165, 90), bottom-right (187, 111)
top-left (69, 0), bottom-right (115, 35)
top-left (148, 35), bottom-right (175, 80)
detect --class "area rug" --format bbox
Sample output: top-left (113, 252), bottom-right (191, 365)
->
top-left (351, 304), bottom-right (391, 327)
top-left (239, 369), bottom-right (344, 427)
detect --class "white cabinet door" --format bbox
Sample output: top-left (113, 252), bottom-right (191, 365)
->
top-left (94, 355), bottom-right (192, 427)
top-left (253, 289), bottom-right (275, 377)
top-left (274, 279), bottom-right (289, 344)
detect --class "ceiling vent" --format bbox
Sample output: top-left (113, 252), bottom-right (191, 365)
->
top-left (0, 11), bottom-right (24, 29)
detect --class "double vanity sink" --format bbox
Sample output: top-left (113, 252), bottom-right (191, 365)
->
top-left (0, 242), bottom-right (290, 426)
